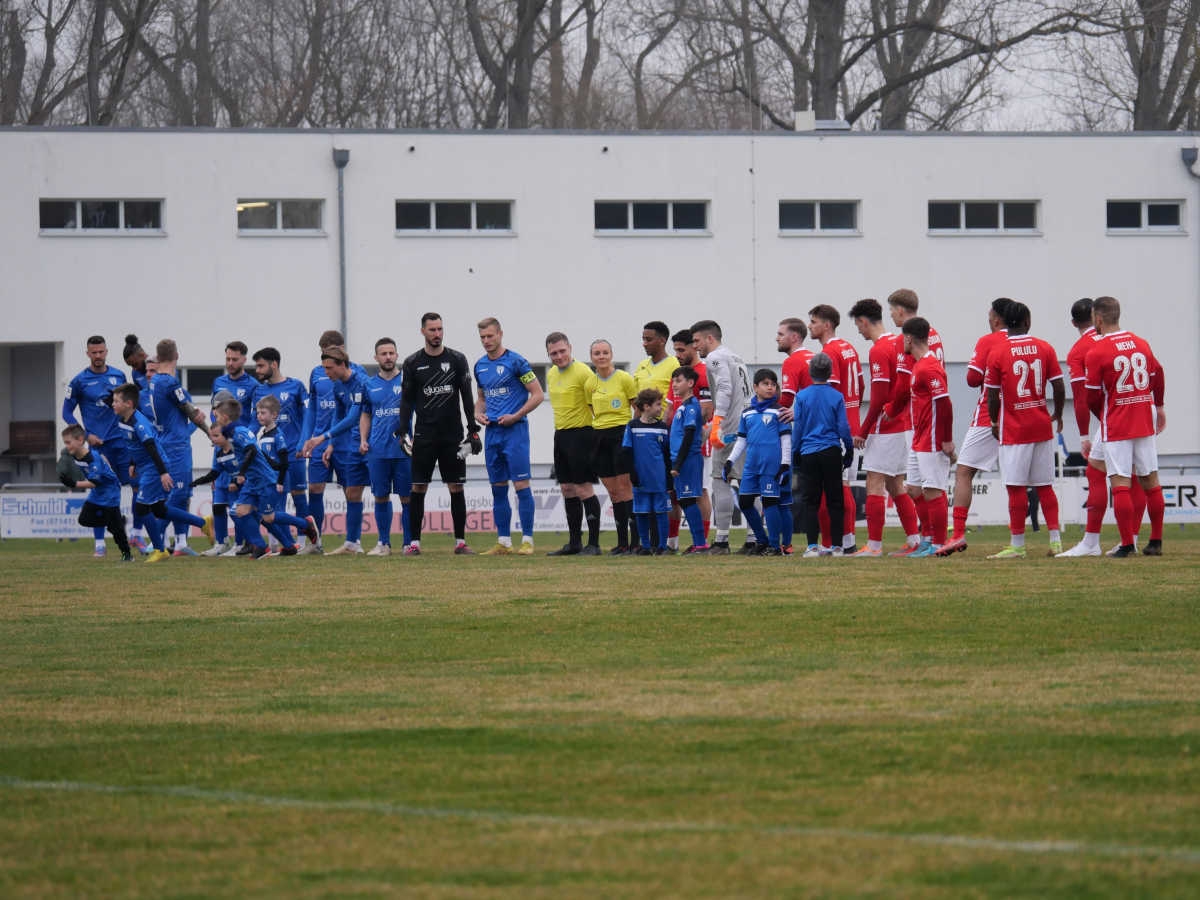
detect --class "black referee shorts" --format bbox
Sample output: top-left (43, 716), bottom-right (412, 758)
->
top-left (591, 425), bottom-right (630, 479)
top-left (553, 427), bottom-right (597, 485)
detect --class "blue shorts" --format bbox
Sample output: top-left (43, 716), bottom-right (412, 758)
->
top-left (285, 456), bottom-right (308, 493)
top-left (247, 486), bottom-right (286, 517)
top-left (101, 442), bottom-right (133, 486)
top-left (484, 420), bottom-right (531, 483)
top-left (164, 448), bottom-right (193, 507)
top-left (135, 470), bottom-right (166, 506)
top-left (308, 453), bottom-right (332, 485)
top-left (633, 488), bottom-right (670, 515)
top-left (673, 455), bottom-right (706, 500)
top-left (740, 468), bottom-right (781, 500)
top-left (369, 456), bottom-right (412, 499)
top-left (213, 471), bottom-right (233, 505)
top-left (331, 451), bottom-right (370, 488)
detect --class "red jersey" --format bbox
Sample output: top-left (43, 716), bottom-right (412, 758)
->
top-left (910, 354), bottom-right (952, 452)
top-left (1084, 331), bottom-right (1163, 442)
top-left (984, 334), bottom-right (1063, 445)
top-left (780, 347), bottom-right (814, 408)
top-left (927, 327), bottom-right (945, 363)
top-left (1065, 327), bottom-right (1099, 438)
top-left (859, 333), bottom-right (907, 437)
top-left (822, 337), bottom-right (863, 432)
top-left (965, 329), bottom-right (1008, 428)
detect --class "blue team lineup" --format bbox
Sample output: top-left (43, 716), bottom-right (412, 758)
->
top-left (60, 290), bottom-right (1168, 561)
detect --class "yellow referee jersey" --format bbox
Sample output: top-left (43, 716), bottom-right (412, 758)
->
top-left (585, 369), bottom-right (637, 429)
top-left (547, 359), bottom-right (594, 430)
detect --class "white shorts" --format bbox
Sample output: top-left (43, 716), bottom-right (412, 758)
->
top-left (1088, 430), bottom-right (1105, 462)
top-left (863, 432), bottom-right (908, 477)
top-left (998, 440), bottom-right (1055, 487)
top-left (913, 451), bottom-right (951, 491)
top-left (843, 448), bottom-right (862, 484)
top-left (957, 425), bottom-right (999, 472)
top-left (906, 431), bottom-right (920, 484)
top-left (1103, 435), bottom-right (1158, 479)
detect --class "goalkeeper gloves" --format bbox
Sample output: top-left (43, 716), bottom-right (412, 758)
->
top-left (708, 415), bottom-right (725, 450)
top-left (722, 459), bottom-right (733, 482)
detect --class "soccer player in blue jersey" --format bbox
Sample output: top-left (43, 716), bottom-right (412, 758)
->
top-left (110, 383), bottom-right (174, 562)
top-left (473, 317), bottom-right (545, 555)
top-left (358, 337), bottom-right (411, 555)
top-left (62, 335), bottom-right (129, 557)
top-left (211, 398), bottom-right (273, 559)
top-left (669, 366), bottom-right (709, 553)
top-left (302, 345), bottom-right (370, 555)
top-left (301, 330), bottom-right (346, 549)
top-left (252, 346), bottom-right (312, 550)
top-left (197, 342), bottom-right (256, 554)
top-left (61, 424), bottom-right (133, 561)
top-left (724, 369), bottom-right (792, 555)
top-left (622, 389), bottom-right (672, 555)
top-left (147, 339), bottom-right (212, 555)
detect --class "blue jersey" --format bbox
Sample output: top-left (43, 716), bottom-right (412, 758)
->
top-left (305, 362), bottom-right (367, 450)
top-left (475, 350), bottom-right (536, 421)
top-left (230, 425), bottom-right (276, 489)
top-left (63, 366), bottom-right (127, 442)
top-left (147, 372), bottom-right (195, 453)
top-left (213, 371), bottom-right (259, 428)
top-left (361, 373), bottom-right (406, 459)
top-left (118, 409), bottom-right (166, 474)
top-left (130, 368), bottom-right (154, 419)
top-left (327, 368), bottom-right (370, 452)
top-left (79, 450), bottom-right (121, 507)
top-left (670, 396), bottom-right (703, 462)
top-left (736, 399), bottom-right (790, 474)
top-left (253, 377), bottom-right (309, 448)
top-left (251, 425), bottom-right (289, 491)
top-left (793, 384), bottom-right (853, 456)
top-left (622, 418), bottom-right (671, 494)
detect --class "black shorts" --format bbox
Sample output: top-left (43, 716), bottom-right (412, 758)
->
top-left (554, 427), bottom-right (597, 485)
top-left (411, 436), bottom-right (466, 485)
top-left (591, 425), bottom-right (630, 479)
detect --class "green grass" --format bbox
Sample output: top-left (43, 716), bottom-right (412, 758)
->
top-left (1, 525), bottom-right (1198, 897)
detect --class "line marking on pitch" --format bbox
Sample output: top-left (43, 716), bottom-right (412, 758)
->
top-left (3, 775), bottom-right (1198, 864)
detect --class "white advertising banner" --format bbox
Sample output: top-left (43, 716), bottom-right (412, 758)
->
top-left (4, 474), bottom-right (1199, 539)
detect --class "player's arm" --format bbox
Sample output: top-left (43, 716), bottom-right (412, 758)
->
top-left (966, 337), bottom-right (989, 388)
top-left (61, 383), bottom-right (80, 427)
top-left (671, 423), bottom-right (697, 474)
top-left (884, 367), bottom-right (910, 419)
top-left (501, 370), bottom-right (543, 425)
top-left (397, 361), bottom-right (415, 437)
top-left (1152, 355), bottom-right (1166, 434)
top-left (934, 393), bottom-right (955, 458)
top-left (619, 425), bottom-right (638, 486)
top-left (275, 447), bottom-right (290, 486)
top-left (1070, 377), bottom-right (1092, 440)
top-left (986, 386), bottom-right (1001, 439)
top-left (168, 384), bottom-right (211, 437)
top-left (474, 384), bottom-right (489, 427)
top-left (858, 351), bottom-right (889, 441)
top-left (1050, 375), bottom-right (1065, 432)
top-left (358, 402), bottom-right (372, 454)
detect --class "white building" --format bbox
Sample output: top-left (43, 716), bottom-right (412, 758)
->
top-left (1, 126), bottom-right (1197, 484)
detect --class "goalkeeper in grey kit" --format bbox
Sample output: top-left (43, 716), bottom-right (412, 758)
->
top-left (395, 312), bottom-right (481, 554)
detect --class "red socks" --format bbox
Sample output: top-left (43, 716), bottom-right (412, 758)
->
top-left (1007, 485), bottom-right (1028, 536)
top-left (1111, 485), bottom-right (1135, 545)
top-left (1085, 465), bottom-right (1107, 534)
top-left (1145, 485), bottom-right (1164, 541)
top-left (866, 495), bottom-right (886, 543)
top-left (1035, 485), bottom-right (1060, 532)
top-left (928, 493), bottom-right (948, 545)
top-left (951, 505), bottom-right (968, 541)
top-left (895, 493), bottom-right (919, 538)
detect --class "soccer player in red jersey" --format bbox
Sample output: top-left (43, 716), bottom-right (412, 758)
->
top-left (1084, 296), bottom-right (1167, 557)
top-left (1057, 298), bottom-right (1108, 556)
top-left (848, 299), bottom-right (920, 556)
top-left (887, 289), bottom-right (944, 552)
top-left (777, 317), bottom-right (813, 420)
top-left (808, 304), bottom-right (862, 553)
top-left (983, 301), bottom-right (1066, 559)
top-left (664, 329), bottom-right (712, 551)
top-left (899, 316), bottom-right (954, 556)
top-left (939, 298), bottom-right (1012, 556)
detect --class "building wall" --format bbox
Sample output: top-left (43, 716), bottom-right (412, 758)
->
top-left (2, 128), bottom-right (1197, 468)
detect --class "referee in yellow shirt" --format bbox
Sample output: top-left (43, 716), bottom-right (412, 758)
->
top-left (633, 321), bottom-right (680, 406)
top-left (545, 333), bottom-right (602, 555)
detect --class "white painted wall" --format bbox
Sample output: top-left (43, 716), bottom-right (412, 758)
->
top-left (2, 128), bottom-right (1197, 469)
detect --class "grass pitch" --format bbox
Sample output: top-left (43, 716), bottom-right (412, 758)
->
top-left (1, 526), bottom-right (1198, 898)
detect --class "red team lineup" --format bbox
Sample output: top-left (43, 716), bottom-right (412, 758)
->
top-left (61, 291), bottom-right (1167, 560)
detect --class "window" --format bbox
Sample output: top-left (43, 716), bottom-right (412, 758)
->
top-left (180, 367), bottom-right (222, 397)
top-left (39, 199), bottom-right (164, 233)
top-left (594, 201), bottom-right (709, 233)
top-left (237, 199), bottom-right (324, 233)
top-left (779, 201), bottom-right (859, 233)
top-left (928, 201), bottom-right (1039, 234)
top-left (395, 200), bottom-right (513, 233)
top-left (1106, 200), bottom-right (1184, 232)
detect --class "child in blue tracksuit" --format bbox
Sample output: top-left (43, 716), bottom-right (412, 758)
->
top-left (724, 369), bottom-right (792, 555)
top-left (792, 353), bottom-right (854, 557)
top-left (621, 389), bottom-right (672, 555)
top-left (61, 423), bottom-right (133, 561)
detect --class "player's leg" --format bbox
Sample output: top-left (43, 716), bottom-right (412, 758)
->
top-left (555, 431), bottom-right (584, 552)
top-left (510, 424), bottom-right (535, 552)
top-left (632, 489), bottom-right (653, 554)
top-left (1028, 440), bottom-right (1061, 555)
top-left (710, 442), bottom-right (740, 553)
top-left (368, 457), bottom-right (394, 553)
top-left (862, 464), bottom-right (888, 555)
top-left (1061, 438), bottom-right (1107, 556)
top-left (1135, 436), bottom-right (1164, 554)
